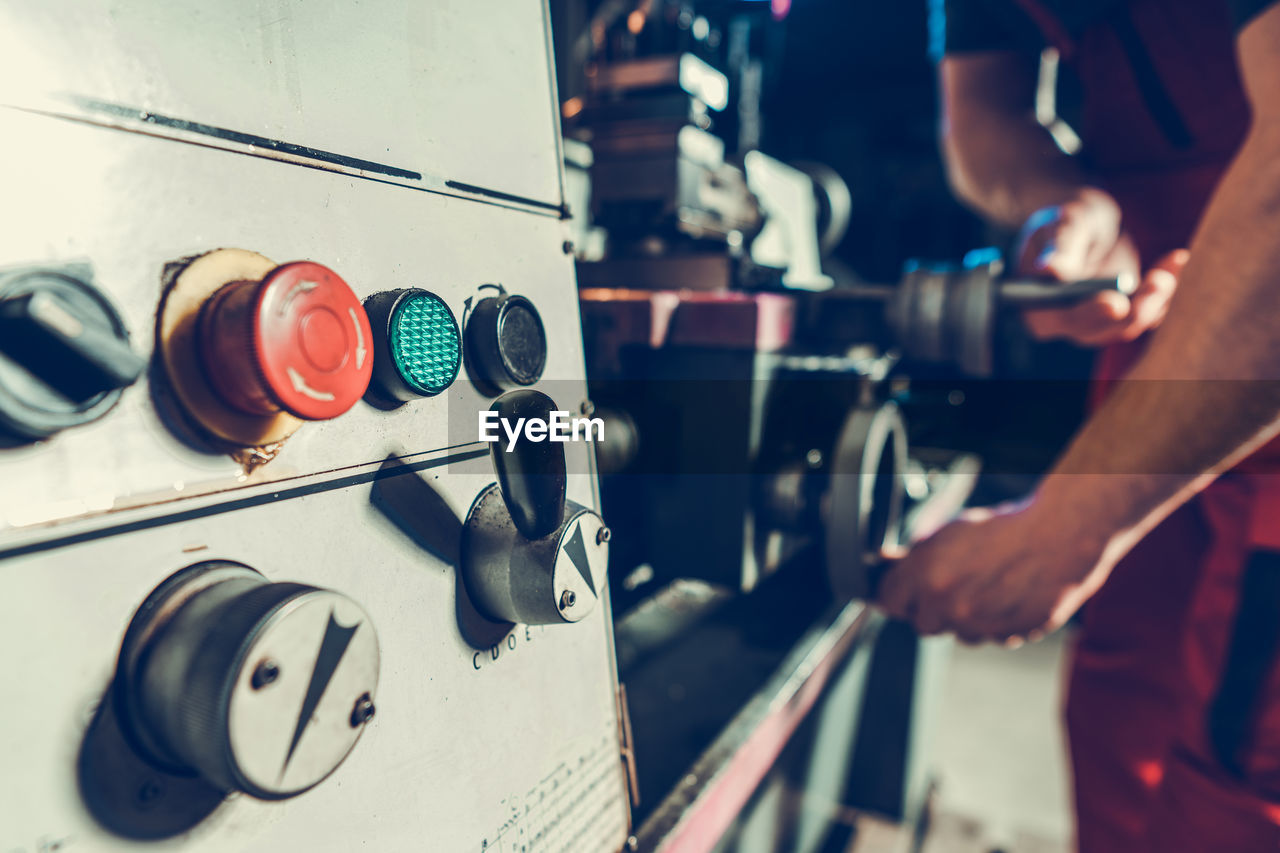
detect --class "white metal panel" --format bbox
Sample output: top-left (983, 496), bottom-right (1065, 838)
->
top-left (0, 2), bottom-right (629, 848)
top-left (0, 0), bottom-right (564, 206)
top-left (0, 108), bottom-right (589, 543)
top-left (0, 475), bottom-right (630, 852)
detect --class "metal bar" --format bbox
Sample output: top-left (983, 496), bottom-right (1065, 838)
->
top-left (998, 274), bottom-right (1136, 305)
top-left (632, 601), bottom-right (883, 852)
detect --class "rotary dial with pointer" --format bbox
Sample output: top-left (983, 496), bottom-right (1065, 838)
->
top-left (113, 561), bottom-right (379, 799)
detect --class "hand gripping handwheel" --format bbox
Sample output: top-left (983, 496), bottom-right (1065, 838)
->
top-left (823, 401), bottom-right (907, 601)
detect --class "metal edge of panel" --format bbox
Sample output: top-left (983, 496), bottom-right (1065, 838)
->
top-left (0, 97), bottom-right (567, 220)
top-left (541, 0), bottom-right (628, 818)
top-left (596, 427), bottom-right (637, 838)
top-left (630, 601), bottom-right (885, 853)
top-left (546, 0), bottom-right (624, 785)
top-left (571, 151), bottom-right (635, 844)
top-left (0, 443), bottom-right (489, 561)
top-left (541, 0), bottom-right (571, 219)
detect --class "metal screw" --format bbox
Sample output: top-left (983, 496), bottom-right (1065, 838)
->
top-left (596, 526), bottom-right (611, 545)
top-left (350, 693), bottom-right (376, 727)
top-left (251, 660), bottom-right (280, 690)
top-left (579, 398), bottom-right (595, 416)
top-left (562, 240), bottom-right (575, 255)
top-left (560, 590), bottom-right (577, 610)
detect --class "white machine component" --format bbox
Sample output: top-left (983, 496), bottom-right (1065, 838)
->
top-left (743, 152), bottom-right (833, 292)
top-left (0, 2), bottom-right (631, 851)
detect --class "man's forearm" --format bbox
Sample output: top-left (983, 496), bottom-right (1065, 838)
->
top-left (1034, 122), bottom-right (1280, 559)
top-left (940, 55), bottom-right (1094, 228)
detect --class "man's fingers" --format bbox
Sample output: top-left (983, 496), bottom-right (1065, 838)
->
top-left (880, 543), bottom-right (909, 560)
top-left (1018, 215), bottom-right (1093, 281)
top-left (1029, 249), bottom-right (1188, 344)
top-left (1151, 248), bottom-right (1191, 277)
top-left (1022, 291), bottom-right (1131, 342)
top-left (878, 559), bottom-right (948, 635)
top-left (971, 596), bottom-right (1054, 643)
top-left (1015, 226), bottom-right (1055, 276)
top-left (1072, 291), bottom-right (1131, 327)
top-left (911, 595), bottom-right (947, 636)
top-left (1035, 221), bottom-right (1093, 280)
top-left (1022, 306), bottom-right (1071, 340)
top-left (1119, 268), bottom-right (1177, 339)
top-left (875, 560), bottom-right (914, 620)
top-left (1108, 249), bottom-right (1187, 341)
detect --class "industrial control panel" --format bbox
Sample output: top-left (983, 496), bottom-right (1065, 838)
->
top-left (0, 2), bottom-right (631, 851)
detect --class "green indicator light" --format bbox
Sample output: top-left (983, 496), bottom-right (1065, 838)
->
top-left (389, 293), bottom-right (461, 396)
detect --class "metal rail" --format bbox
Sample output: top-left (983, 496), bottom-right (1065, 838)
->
top-left (631, 601), bottom-right (884, 852)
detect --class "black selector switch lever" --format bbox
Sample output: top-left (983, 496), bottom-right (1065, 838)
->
top-left (489, 389), bottom-right (567, 538)
top-left (2, 291), bottom-right (142, 393)
top-left (462, 389), bottom-right (609, 625)
top-left (0, 265), bottom-right (145, 439)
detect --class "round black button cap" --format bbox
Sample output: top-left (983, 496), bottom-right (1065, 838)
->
top-left (0, 265), bottom-right (144, 439)
top-left (464, 293), bottom-right (547, 395)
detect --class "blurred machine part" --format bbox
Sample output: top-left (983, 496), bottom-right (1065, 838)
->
top-left (806, 252), bottom-right (1134, 377)
top-left (557, 6), bottom-right (969, 851)
top-left (556, 4), bottom-right (1120, 851)
top-left (742, 151), bottom-right (831, 291)
top-left (571, 33), bottom-right (836, 294)
top-left (0, 2), bottom-right (632, 851)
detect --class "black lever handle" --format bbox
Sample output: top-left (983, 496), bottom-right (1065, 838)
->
top-left (488, 389), bottom-right (567, 539)
top-left (840, 273), bottom-right (1135, 309)
top-left (997, 274), bottom-right (1137, 307)
top-left (0, 290), bottom-right (145, 399)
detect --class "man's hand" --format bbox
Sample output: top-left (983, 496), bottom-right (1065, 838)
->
top-left (877, 497), bottom-right (1115, 644)
top-left (1016, 188), bottom-right (1185, 346)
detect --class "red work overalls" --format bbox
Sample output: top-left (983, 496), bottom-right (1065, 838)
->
top-left (1009, 2), bottom-right (1280, 850)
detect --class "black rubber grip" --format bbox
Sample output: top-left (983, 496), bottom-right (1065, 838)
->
top-left (488, 389), bottom-right (567, 540)
top-left (998, 275), bottom-right (1135, 307)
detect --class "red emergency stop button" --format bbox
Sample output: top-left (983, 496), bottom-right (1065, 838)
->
top-left (197, 262), bottom-right (373, 420)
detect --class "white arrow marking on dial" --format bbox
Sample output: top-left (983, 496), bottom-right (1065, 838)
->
top-left (279, 279), bottom-right (319, 315)
top-left (349, 307), bottom-right (367, 370)
top-left (287, 366), bottom-right (336, 401)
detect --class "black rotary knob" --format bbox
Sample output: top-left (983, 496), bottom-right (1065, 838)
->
top-left (114, 561), bottom-right (380, 800)
top-left (464, 292), bottom-right (547, 395)
top-left (0, 264), bottom-right (145, 439)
